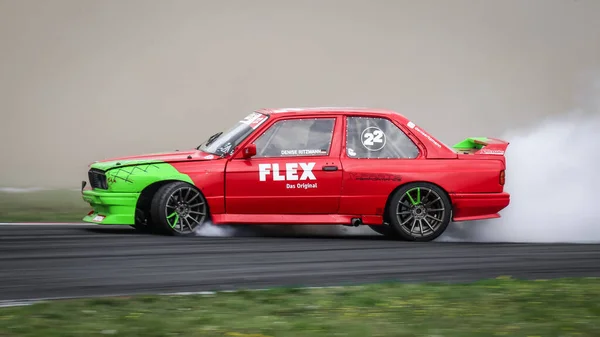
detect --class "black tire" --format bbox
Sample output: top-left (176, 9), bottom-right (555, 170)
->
top-left (387, 182), bottom-right (452, 242)
top-left (150, 181), bottom-right (209, 236)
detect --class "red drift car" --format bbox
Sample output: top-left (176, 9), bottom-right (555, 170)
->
top-left (82, 107), bottom-right (510, 241)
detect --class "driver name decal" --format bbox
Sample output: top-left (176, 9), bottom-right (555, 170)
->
top-left (258, 162), bottom-right (317, 189)
top-left (280, 149), bottom-right (326, 156)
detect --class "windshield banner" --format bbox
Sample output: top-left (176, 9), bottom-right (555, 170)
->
top-left (240, 112), bottom-right (269, 129)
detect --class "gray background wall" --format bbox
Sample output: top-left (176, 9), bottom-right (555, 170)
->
top-left (1, 0), bottom-right (599, 188)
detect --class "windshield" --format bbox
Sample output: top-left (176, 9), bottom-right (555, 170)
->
top-left (198, 112), bottom-right (269, 156)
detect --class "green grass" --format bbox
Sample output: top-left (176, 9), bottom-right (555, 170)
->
top-left (1, 277), bottom-right (600, 337)
top-left (0, 190), bottom-right (89, 222)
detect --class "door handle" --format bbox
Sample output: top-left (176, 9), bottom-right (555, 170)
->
top-left (322, 165), bottom-right (338, 171)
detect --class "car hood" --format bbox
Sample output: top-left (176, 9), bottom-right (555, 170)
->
top-left (89, 149), bottom-right (220, 171)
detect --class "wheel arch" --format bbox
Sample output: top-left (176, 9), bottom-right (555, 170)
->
top-left (382, 181), bottom-right (453, 223)
top-left (135, 179), bottom-right (209, 217)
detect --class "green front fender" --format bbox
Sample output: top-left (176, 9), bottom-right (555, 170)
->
top-left (101, 162), bottom-right (194, 193)
top-left (82, 161), bottom-right (195, 225)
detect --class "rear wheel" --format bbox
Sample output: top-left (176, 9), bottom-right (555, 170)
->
top-left (387, 182), bottom-right (451, 242)
top-left (150, 181), bottom-right (209, 236)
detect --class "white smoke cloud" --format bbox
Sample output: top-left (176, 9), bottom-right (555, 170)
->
top-left (249, 224), bottom-right (376, 237)
top-left (193, 220), bottom-right (238, 237)
top-left (439, 109), bottom-right (600, 243)
top-left (193, 221), bottom-right (377, 238)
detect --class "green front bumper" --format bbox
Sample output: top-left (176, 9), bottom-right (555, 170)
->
top-left (82, 189), bottom-right (140, 225)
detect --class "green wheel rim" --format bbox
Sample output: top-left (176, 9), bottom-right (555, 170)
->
top-left (165, 186), bottom-right (207, 234)
top-left (395, 187), bottom-right (446, 238)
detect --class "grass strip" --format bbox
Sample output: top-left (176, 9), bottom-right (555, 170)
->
top-left (1, 277), bottom-right (599, 336)
top-left (0, 190), bottom-right (89, 222)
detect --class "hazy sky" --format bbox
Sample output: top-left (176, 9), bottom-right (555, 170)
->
top-left (1, 0), bottom-right (599, 188)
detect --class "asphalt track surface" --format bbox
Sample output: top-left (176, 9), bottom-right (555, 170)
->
top-left (1, 224), bottom-right (600, 302)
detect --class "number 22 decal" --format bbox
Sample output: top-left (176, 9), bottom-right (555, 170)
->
top-left (363, 129), bottom-right (384, 145)
top-left (361, 127), bottom-right (386, 151)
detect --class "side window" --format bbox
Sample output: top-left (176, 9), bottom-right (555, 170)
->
top-left (253, 118), bottom-right (335, 158)
top-left (346, 116), bottom-right (419, 159)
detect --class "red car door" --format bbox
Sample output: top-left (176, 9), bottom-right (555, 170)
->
top-left (225, 116), bottom-right (343, 215)
top-left (338, 115), bottom-right (422, 215)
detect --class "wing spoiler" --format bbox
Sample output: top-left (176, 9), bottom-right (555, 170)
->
top-left (452, 137), bottom-right (509, 155)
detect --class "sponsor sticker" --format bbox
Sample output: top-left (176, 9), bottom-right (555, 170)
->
top-left (218, 143), bottom-right (232, 153)
top-left (258, 162), bottom-right (317, 183)
top-left (407, 121), bottom-right (442, 148)
top-left (479, 149), bottom-right (504, 155)
top-left (349, 173), bottom-right (402, 182)
top-left (92, 215), bottom-right (105, 222)
top-left (286, 182), bottom-right (318, 190)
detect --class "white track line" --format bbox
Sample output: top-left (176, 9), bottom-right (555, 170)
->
top-left (0, 286), bottom-right (347, 308)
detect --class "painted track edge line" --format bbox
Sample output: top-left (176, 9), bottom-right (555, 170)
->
top-left (0, 286), bottom-right (347, 308)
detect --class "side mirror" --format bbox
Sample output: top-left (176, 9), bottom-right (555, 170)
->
top-left (242, 143), bottom-right (257, 159)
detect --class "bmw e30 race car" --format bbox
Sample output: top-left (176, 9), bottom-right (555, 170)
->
top-left (81, 107), bottom-right (510, 241)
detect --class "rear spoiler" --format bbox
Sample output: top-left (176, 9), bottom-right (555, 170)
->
top-left (452, 137), bottom-right (509, 155)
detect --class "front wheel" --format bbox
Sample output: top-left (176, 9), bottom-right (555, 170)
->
top-left (387, 182), bottom-right (452, 242)
top-left (150, 181), bottom-right (209, 236)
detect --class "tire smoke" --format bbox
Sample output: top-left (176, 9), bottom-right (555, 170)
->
top-left (439, 110), bottom-right (600, 243)
top-left (193, 221), bottom-right (377, 238)
top-left (193, 220), bottom-right (238, 237)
